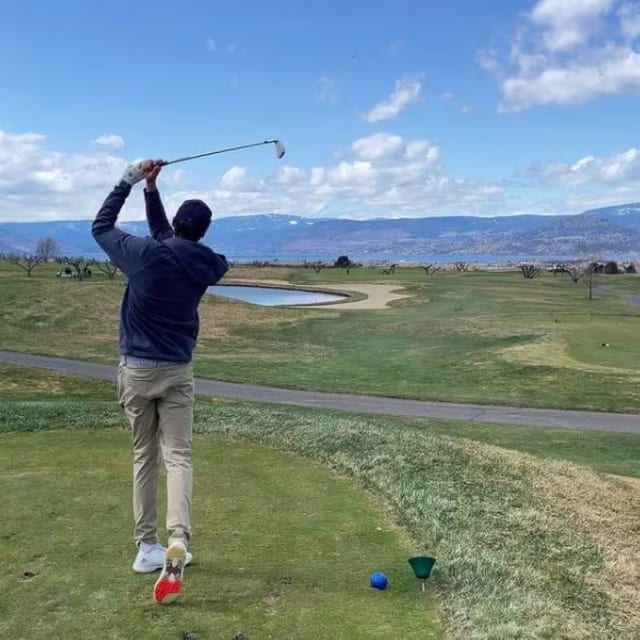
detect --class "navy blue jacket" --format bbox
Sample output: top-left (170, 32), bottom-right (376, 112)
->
top-left (92, 181), bottom-right (229, 362)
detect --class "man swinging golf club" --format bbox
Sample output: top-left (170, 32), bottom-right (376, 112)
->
top-left (92, 159), bottom-right (229, 604)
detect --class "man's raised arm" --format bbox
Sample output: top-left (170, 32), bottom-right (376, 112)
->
top-left (143, 160), bottom-right (174, 241)
top-left (92, 161), bottom-right (153, 277)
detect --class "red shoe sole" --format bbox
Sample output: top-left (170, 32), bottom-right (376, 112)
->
top-left (153, 543), bottom-right (186, 605)
top-left (153, 575), bottom-right (183, 604)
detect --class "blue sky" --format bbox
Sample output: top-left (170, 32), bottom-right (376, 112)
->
top-left (1, 0), bottom-right (639, 221)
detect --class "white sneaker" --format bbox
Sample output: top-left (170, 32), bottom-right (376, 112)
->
top-left (133, 542), bottom-right (193, 574)
top-left (133, 542), bottom-right (166, 574)
top-left (153, 540), bottom-right (187, 605)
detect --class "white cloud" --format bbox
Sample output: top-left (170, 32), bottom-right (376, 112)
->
top-left (619, 1), bottom-right (640, 38)
top-left (519, 145), bottom-right (640, 214)
top-left (479, 0), bottom-right (640, 111)
top-left (352, 133), bottom-right (405, 161)
top-left (5, 127), bottom-right (640, 223)
top-left (530, 0), bottom-right (614, 51)
top-left (165, 168), bottom-right (185, 187)
top-left (172, 132), bottom-right (496, 219)
top-left (501, 46), bottom-right (640, 110)
top-left (0, 129), bottom-right (127, 221)
top-left (275, 165), bottom-right (305, 186)
top-left (317, 76), bottom-right (338, 104)
top-left (220, 166), bottom-right (261, 191)
top-left (91, 133), bottom-right (125, 149)
top-left (361, 76), bottom-right (423, 122)
top-left (528, 147), bottom-right (640, 185)
top-left (206, 37), bottom-right (217, 52)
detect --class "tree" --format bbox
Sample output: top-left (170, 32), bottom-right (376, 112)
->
top-left (421, 264), bottom-right (441, 276)
top-left (36, 237), bottom-right (59, 262)
top-left (61, 256), bottom-right (94, 281)
top-left (334, 255), bottom-right (357, 274)
top-left (625, 263), bottom-right (637, 274)
top-left (549, 263), bottom-right (568, 275)
top-left (6, 252), bottom-right (42, 277)
top-left (95, 259), bottom-right (118, 279)
top-left (565, 266), bottom-right (582, 283)
top-left (604, 261), bottom-right (619, 275)
top-left (582, 261), bottom-right (598, 300)
top-left (454, 262), bottom-right (469, 272)
top-left (566, 260), bottom-right (600, 299)
top-left (311, 260), bottom-right (325, 274)
top-left (520, 264), bottom-right (540, 279)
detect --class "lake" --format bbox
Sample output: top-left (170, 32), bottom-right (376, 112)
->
top-left (209, 284), bottom-right (347, 306)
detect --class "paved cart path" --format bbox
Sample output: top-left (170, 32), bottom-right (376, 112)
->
top-left (1, 350), bottom-right (639, 434)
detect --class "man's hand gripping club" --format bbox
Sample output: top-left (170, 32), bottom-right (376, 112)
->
top-left (121, 159), bottom-right (164, 188)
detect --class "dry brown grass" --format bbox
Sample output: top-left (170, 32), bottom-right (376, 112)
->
top-left (226, 265), bottom-right (296, 281)
top-left (0, 378), bottom-right (64, 394)
top-left (458, 439), bottom-right (640, 638)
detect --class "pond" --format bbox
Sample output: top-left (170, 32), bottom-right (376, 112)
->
top-left (208, 284), bottom-right (348, 306)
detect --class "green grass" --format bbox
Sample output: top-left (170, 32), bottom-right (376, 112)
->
top-left (4, 264), bottom-right (640, 638)
top-left (0, 429), bottom-right (441, 640)
top-left (2, 260), bottom-right (640, 411)
top-left (204, 268), bottom-right (640, 411)
top-left (0, 363), bottom-right (114, 400)
top-left (3, 394), bottom-right (640, 637)
top-left (2, 364), bottom-right (640, 478)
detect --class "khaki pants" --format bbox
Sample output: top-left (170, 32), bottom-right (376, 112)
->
top-left (117, 359), bottom-right (194, 548)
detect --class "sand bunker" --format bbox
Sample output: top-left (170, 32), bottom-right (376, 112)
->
top-left (229, 279), bottom-right (412, 310)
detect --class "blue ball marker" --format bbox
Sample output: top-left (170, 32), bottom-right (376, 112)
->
top-left (370, 571), bottom-right (388, 590)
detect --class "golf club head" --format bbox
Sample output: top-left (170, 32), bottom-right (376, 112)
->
top-left (274, 140), bottom-right (286, 159)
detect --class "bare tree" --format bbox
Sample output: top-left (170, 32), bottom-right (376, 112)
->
top-left (565, 260), bottom-right (600, 299)
top-left (549, 263), bottom-right (568, 275)
top-left (36, 237), bottom-right (59, 262)
top-left (311, 260), bottom-right (325, 274)
top-left (520, 264), bottom-right (540, 279)
top-left (6, 252), bottom-right (42, 277)
top-left (95, 259), bottom-right (119, 279)
top-left (421, 264), bottom-right (441, 276)
top-left (454, 261), bottom-right (469, 272)
top-left (582, 262), bottom-right (598, 301)
top-left (62, 257), bottom-right (94, 281)
top-left (381, 263), bottom-right (397, 275)
top-left (565, 266), bottom-right (582, 283)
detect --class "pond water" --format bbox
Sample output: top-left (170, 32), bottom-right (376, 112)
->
top-left (209, 284), bottom-right (347, 306)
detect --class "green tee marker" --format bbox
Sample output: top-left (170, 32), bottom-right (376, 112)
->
top-left (408, 556), bottom-right (436, 592)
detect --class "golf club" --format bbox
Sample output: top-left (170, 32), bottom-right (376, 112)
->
top-left (161, 139), bottom-right (285, 166)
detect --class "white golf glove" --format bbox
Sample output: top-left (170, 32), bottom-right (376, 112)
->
top-left (121, 161), bottom-right (145, 186)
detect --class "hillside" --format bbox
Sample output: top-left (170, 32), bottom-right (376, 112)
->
top-left (1, 203), bottom-right (639, 261)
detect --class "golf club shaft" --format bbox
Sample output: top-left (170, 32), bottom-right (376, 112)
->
top-left (161, 140), bottom-right (278, 166)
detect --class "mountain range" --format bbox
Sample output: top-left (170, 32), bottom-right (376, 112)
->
top-left (1, 203), bottom-right (639, 263)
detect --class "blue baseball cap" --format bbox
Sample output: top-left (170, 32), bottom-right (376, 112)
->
top-left (172, 199), bottom-right (212, 237)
